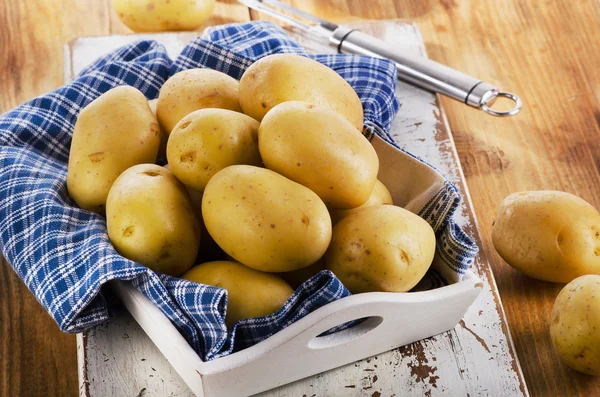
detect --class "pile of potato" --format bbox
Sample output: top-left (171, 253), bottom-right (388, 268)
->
top-left (67, 54), bottom-right (437, 327)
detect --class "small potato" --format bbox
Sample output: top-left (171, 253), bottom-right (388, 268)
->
top-left (113, 0), bottom-right (215, 33)
top-left (156, 69), bottom-right (242, 134)
top-left (280, 258), bottom-right (325, 289)
top-left (182, 261), bottom-right (294, 327)
top-left (492, 191), bottom-right (600, 283)
top-left (167, 109), bottom-right (261, 191)
top-left (325, 205), bottom-right (436, 293)
top-left (106, 164), bottom-right (200, 276)
top-left (202, 165), bottom-right (332, 272)
top-left (239, 54), bottom-right (364, 130)
top-left (550, 275), bottom-right (600, 375)
top-left (67, 86), bottom-right (160, 213)
top-left (259, 102), bottom-right (378, 209)
top-left (149, 98), bottom-right (168, 163)
top-left (330, 179), bottom-right (393, 224)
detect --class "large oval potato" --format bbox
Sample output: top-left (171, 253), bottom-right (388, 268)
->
top-left (113, 0), bottom-right (215, 33)
top-left (182, 261), bottom-right (294, 327)
top-left (106, 164), bottom-right (201, 276)
top-left (550, 275), bottom-right (600, 375)
top-left (239, 54), bottom-right (364, 130)
top-left (330, 179), bottom-right (393, 224)
top-left (156, 69), bottom-right (242, 134)
top-left (167, 109), bottom-right (261, 191)
top-left (67, 86), bottom-right (160, 213)
top-left (259, 102), bottom-right (379, 209)
top-left (202, 165), bottom-right (332, 272)
top-left (325, 205), bottom-right (436, 293)
top-left (492, 190), bottom-right (600, 283)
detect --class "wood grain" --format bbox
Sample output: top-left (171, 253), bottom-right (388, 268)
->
top-left (2, 0), bottom-right (600, 396)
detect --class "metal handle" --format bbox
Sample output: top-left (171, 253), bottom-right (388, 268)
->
top-left (331, 27), bottom-right (522, 117)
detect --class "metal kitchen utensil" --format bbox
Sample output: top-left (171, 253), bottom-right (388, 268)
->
top-left (239, 0), bottom-right (523, 117)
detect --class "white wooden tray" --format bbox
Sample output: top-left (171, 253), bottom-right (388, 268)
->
top-left (70, 20), bottom-right (529, 397)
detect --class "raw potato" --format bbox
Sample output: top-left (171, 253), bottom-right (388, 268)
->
top-left (325, 205), bottom-right (436, 293)
top-left (550, 275), bottom-right (600, 375)
top-left (182, 261), bottom-right (294, 327)
top-left (202, 165), bottom-right (332, 272)
top-left (113, 0), bottom-right (215, 33)
top-left (148, 98), bottom-right (168, 163)
top-left (259, 102), bottom-right (379, 209)
top-left (281, 258), bottom-right (326, 289)
top-left (67, 86), bottom-right (160, 213)
top-left (330, 179), bottom-right (393, 224)
top-left (492, 190), bottom-right (600, 283)
top-left (156, 69), bottom-right (242, 134)
top-left (167, 109), bottom-right (261, 191)
top-left (106, 164), bottom-right (201, 276)
top-left (239, 54), bottom-right (364, 130)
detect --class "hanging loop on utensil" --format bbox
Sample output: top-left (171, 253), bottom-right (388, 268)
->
top-left (480, 92), bottom-right (523, 117)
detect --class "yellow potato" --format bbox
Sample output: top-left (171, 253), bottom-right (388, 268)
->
top-left (492, 191), bottom-right (600, 283)
top-left (113, 0), bottom-right (215, 33)
top-left (156, 69), bottom-right (242, 134)
top-left (67, 86), bottom-right (160, 213)
top-left (183, 261), bottom-right (294, 327)
top-left (202, 165), bottom-right (332, 272)
top-left (330, 179), bottom-right (393, 224)
top-left (550, 275), bottom-right (600, 375)
top-left (106, 164), bottom-right (201, 276)
top-left (281, 258), bottom-right (326, 289)
top-left (259, 102), bottom-right (378, 209)
top-left (167, 109), bottom-right (261, 191)
top-left (239, 54), bottom-right (364, 130)
top-left (148, 98), bottom-right (168, 163)
top-left (325, 205), bottom-right (436, 293)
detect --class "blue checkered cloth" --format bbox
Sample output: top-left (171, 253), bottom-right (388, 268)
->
top-left (0, 21), bottom-right (477, 361)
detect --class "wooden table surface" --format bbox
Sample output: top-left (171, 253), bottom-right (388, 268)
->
top-left (1, 1), bottom-right (599, 396)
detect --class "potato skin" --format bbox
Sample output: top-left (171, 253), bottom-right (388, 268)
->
top-left (550, 275), bottom-right (600, 375)
top-left (492, 191), bottom-right (600, 283)
top-left (106, 164), bottom-right (201, 276)
top-left (113, 0), bottom-right (215, 33)
top-left (330, 179), bottom-right (393, 224)
top-left (67, 86), bottom-right (160, 213)
top-left (202, 165), bottom-right (332, 272)
top-left (280, 258), bottom-right (326, 289)
top-left (259, 102), bottom-right (379, 209)
top-left (156, 69), bottom-right (242, 134)
top-left (325, 205), bottom-right (436, 293)
top-left (239, 54), bottom-right (364, 130)
top-left (182, 261), bottom-right (294, 327)
top-left (167, 109), bottom-right (261, 191)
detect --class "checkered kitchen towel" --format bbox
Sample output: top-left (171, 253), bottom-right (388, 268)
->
top-left (0, 21), bottom-right (477, 361)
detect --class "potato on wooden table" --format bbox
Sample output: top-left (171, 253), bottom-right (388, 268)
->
top-left (113, 0), bottom-right (215, 32)
top-left (239, 54), bottom-right (364, 130)
top-left (183, 261), bottom-right (294, 327)
top-left (325, 205), bottom-right (436, 293)
top-left (67, 86), bottom-right (160, 213)
top-left (259, 101), bottom-right (379, 209)
top-left (156, 69), bottom-right (242, 134)
top-left (202, 165), bottom-right (332, 272)
top-left (492, 190), bottom-right (600, 283)
top-left (106, 164), bottom-right (201, 276)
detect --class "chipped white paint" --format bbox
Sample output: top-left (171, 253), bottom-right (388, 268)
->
top-left (70, 21), bottom-right (528, 397)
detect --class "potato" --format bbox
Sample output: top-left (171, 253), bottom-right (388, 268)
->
top-left (550, 275), bottom-right (600, 375)
top-left (325, 205), bottom-right (436, 293)
top-left (67, 86), bottom-right (160, 213)
top-left (148, 98), bottom-right (168, 163)
top-left (106, 164), bottom-right (200, 276)
top-left (113, 0), bottom-right (215, 33)
top-left (202, 165), bottom-right (332, 272)
top-left (330, 179), bottom-right (393, 224)
top-left (492, 191), bottom-right (600, 283)
top-left (156, 69), bottom-right (242, 134)
top-left (281, 258), bottom-right (325, 289)
top-left (239, 54), bottom-right (364, 130)
top-left (167, 109), bottom-right (261, 191)
top-left (183, 261), bottom-right (294, 327)
top-left (259, 102), bottom-right (378, 209)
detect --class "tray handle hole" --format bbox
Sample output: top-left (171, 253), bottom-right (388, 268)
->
top-left (308, 316), bottom-right (384, 350)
